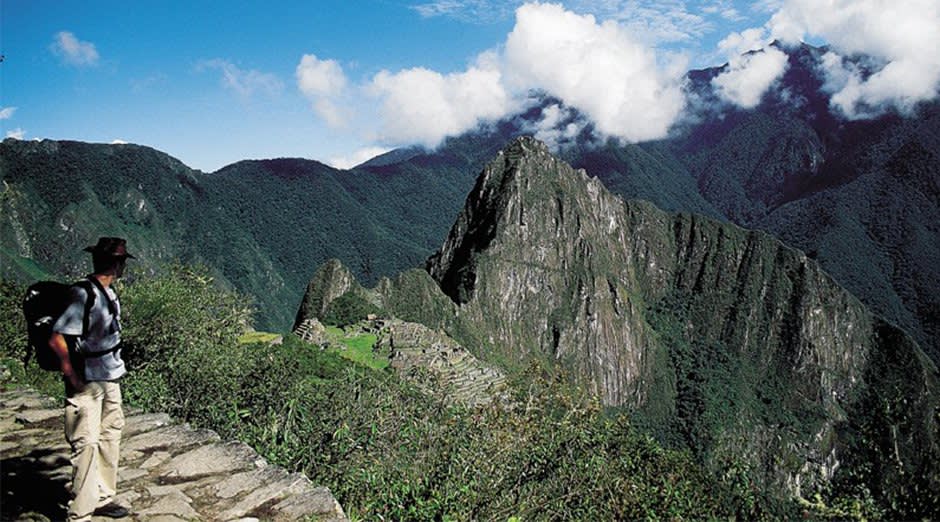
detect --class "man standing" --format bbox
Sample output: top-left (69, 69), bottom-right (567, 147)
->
top-left (49, 237), bottom-right (134, 521)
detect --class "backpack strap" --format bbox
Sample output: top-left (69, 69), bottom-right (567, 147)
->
top-left (73, 279), bottom-right (97, 339)
top-left (73, 278), bottom-right (122, 358)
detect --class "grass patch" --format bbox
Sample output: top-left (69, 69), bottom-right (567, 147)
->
top-left (237, 330), bottom-right (283, 345)
top-left (335, 333), bottom-right (387, 370)
top-left (320, 324), bottom-right (388, 370)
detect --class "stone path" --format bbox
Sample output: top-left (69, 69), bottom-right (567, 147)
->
top-left (0, 387), bottom-right (347, 521)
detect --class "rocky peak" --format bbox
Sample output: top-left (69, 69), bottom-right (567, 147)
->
top-left (421, 137), bottom-right (938, 505)
top-left (428, 136), bottom-right (608, 304)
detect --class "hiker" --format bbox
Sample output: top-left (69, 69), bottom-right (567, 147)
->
top-left (48, 237), bottom-right (134, 521)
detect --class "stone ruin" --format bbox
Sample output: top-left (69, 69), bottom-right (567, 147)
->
top-left (375, 320), bottom-right (508, 407)
top-left (293, 317), bottom-right (329, 346)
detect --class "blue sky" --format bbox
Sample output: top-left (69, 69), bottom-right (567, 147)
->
top-left (2, 1), bottom-right (938, 171)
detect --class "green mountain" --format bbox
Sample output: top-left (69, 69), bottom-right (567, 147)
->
top-left (296, 138), bottom-right (939, 517)
top-left (0, 139), bottom-right (480, 330)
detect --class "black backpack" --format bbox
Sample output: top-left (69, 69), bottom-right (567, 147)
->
top-left (22, 280), bottom-right (96, 371)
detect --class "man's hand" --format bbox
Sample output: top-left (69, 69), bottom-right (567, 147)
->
top-left (49, 332), bottom-right (84, 392)
top-left (64, 369), bottom-right (85, 392)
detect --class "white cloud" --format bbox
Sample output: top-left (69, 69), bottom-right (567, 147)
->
top-left (768, 0), bottom-right (940, 117)
top-left (579, 1), bottom-right (712, 44)
top-left (412, 0), bottom-right (471, 18)
top-left (296, 54), bottom-right (347, 97)
top-left (712, 47), bottom-right (789, 108)
top-left (111, 139), bottom-right (128, 144)
top-left (296, 54), bottom-right (350, 128)
top-left (0, 107), bottom-right (15, 120)
top-left (504, 2), bottom-right (686, 142)
top-left (328, 146), bottom-right (393, 169)
top-left (300, 2), bottom-right (694, 150)
top-left (412, 1), bottom-right (726, 43)
top-left (717, 27), bottom-right (766, 55)
top-left (369, 51), bottom-right (511, 147)
top-left (200, 59), bottom-right (283, 98)
top-left (51, 31), bottom-right (99, 66)
top-left (5, 128), bottom-right (26, 140)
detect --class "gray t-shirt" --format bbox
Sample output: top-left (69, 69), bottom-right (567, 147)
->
top-left (52, 280), bottom-right (127, 381)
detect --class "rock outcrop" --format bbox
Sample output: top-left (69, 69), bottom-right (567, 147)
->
top-left (0, 387), bottom-right (347, 521)
top-left (294, 317), bottom-right (329, 346)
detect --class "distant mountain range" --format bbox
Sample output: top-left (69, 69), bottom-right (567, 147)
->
top-left (2, 42), bottom-right (937, 369)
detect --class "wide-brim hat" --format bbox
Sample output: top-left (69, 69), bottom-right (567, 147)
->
top-left (84, 237), bottom-right (136, 259)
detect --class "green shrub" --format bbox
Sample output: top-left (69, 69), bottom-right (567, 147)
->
top-left (322, 292), bottom-right (383, 327)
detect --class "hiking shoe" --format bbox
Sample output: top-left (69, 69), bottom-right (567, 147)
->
top-left (93, 502), bottom-right (130, 518)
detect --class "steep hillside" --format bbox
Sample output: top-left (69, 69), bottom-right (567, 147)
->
top-left (665, 43), bottom-right (940, 363)
top-left (0, 140), bottom-right (215, 280)
top-left (298, 138), bottom-right (939, 516)
top-left (354, 48), bottom-right (940, 365)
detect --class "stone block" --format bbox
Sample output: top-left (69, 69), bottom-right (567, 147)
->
top-left (137, 490), bottom-right (199, 519)
top-left (123, 424), bottom-right (220, 453)
top-left (141, 451), bottom-right (172, 469)
top-left (15, 408), bottom-right (62, 424)
top-left (217, 472), bottom-right (309, 520)
top-left (2, 392), bottom-right (51, 410)
top-left (161, 441), bottom-right (258, 480)
top-left (139, 516), bottom-right (190, 522)
top-left (214, 468), bottom-right (291, 499)
top-left (272, 486), bottom-right (347, 520)
top-left (148, 485), bottom-right (193, 500)
top-left (123, 412), bottom-right (173, 437)
top-left (118, 467), bottom-right (149, 482)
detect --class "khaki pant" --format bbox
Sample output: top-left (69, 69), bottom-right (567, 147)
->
top-left (64, 381), bottom-right (125, 522)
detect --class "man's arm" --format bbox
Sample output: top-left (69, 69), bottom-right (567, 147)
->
top-left (49, 332), bottom-right (83, 391)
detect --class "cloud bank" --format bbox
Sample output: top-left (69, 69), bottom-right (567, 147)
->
top-left (51, 31), bottom-right (99, 66)
top-left (505, 2), bottom-right (686, 142)
top-left (712, 49), bottom-right (789, 108)
top-left (299, 2), bottom-right (688, 149)
top-left (369, 51), bottom-right (511, 147)
top-left (297, 1), bottom-right (940, 153)
top-left (328, 146), bottom-right (393, 170)
top-left (770, 0), bottom-right (940, 117)
top-left (5, 128), bottom-right (26, 140)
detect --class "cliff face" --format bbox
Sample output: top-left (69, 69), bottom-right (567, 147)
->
top-left (296, 137), bottom-right (938, 511)
top-left (424, 137), bottom-right (938, 505)
top-left (427, 139), bottom-right (659, 407)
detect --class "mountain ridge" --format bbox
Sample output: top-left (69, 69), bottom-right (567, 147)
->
top-left (2, 42), bottom-right (937, 363)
